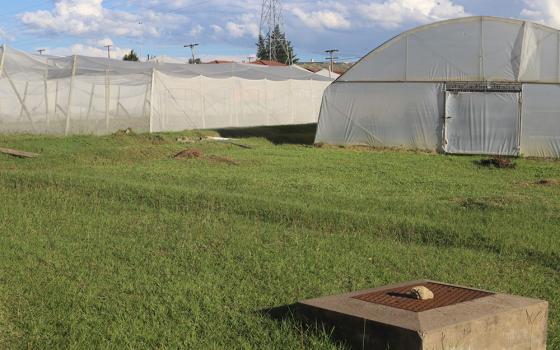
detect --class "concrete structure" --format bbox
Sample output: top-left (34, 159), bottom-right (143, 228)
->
top-left (297, 280), bottom-right (548, 350)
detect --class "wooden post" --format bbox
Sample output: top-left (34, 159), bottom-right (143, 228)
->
top-left (105, 68), bottom-right (110, 133)
top-left (18, 82), bottom-right (29, 121)
top-left (44, 65), bottom-right (50, 132)
top-left (86, 83), bottom-right (95, 120)
top-left (65, 55), bottom-right (78, 135)
top-left (149, 68), bottom-right (155, 132)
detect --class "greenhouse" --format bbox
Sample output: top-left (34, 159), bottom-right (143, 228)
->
top-left (0, 46), bottom-right (332, 135)
top-left (316, 16), bottom-right (560, 158)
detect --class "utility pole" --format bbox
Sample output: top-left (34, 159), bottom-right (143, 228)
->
top-left (184, 43), bottom-right (199, 64)
top-left (325, 49), bottom-right (339, 78)
top-left (37, 49), bottom-right (46, 55)
top-left (104, 45), bottom-right (112, 59)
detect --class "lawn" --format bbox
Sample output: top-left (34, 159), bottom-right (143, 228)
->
top-left (0, 124), bottom-right (558, 349)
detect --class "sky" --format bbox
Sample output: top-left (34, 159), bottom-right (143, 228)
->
top-left (1, 0), bottom-right (559, 62)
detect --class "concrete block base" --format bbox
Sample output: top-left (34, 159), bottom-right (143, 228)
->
top-left (296, 280), bottom-right (548, 350)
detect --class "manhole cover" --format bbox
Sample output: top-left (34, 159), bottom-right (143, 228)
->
top-left (352, 282), bottom-right (493, 312)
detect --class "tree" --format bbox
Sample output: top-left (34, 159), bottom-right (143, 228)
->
top-left (188, 58), bottom-right (202, 64)
top-left (256, 25), bottom-right (298, 65)
top-left (256, 34), bottom-right (268, 61)
top-left (123, 50), bottom-right (139, 61)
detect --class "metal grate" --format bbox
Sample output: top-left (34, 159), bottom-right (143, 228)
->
top-left (445, 81), bottom-right (522, 93)
top-left (353, 282), bottom-right (493, 312)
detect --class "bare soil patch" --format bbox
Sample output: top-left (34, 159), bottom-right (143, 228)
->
top-left (535, 179), bottom-right (560, 186)
top-left (173, 149), bottom-right (239, 165)
top-left (476, 157), bottom-right (516, 169)
top-left (173, 149), bottom-right (204, 159)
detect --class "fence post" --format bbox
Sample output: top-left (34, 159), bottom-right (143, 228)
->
top-left (65, 54), bottom-right (78, 135)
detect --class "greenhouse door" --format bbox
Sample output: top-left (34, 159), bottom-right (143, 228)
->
top-left (444, 92), bottom-right (520, 156)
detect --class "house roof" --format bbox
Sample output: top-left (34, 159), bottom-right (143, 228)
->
top-left (250, 60), bottom-right (287, 66)
top-left (205, 60), bottom-right (234, 64)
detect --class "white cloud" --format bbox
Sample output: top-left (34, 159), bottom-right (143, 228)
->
top-left (292, 8), bottom-right (351, 30)
top-left (223, 13), bottom-right (259, 38)
top-left (97, 37), bottom-right (113, 47)
top-left (521, 0), bottom-right (560, 28)
top-left (0, 27), bottom-right (15, 41)
top-left (359, 0), bottom-right (469, 29)
top-left (46, 43), bottom-right (132, 58)
top-left (189, 24), bottom-right (204, 37)
top-left (20, 0), bottom-right (186, 38)
top-left (211, 24), bottom-right (223, 34)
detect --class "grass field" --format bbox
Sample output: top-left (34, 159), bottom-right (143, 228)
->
top-left (0, 124), bottom-right (558, 349)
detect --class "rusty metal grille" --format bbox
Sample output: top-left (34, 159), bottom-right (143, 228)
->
top-left (352, 282), bottom-right (493, 312)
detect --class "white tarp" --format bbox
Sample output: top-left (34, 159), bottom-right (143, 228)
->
top-left (444, 92), bottom-right (520, 156)
top-left (338, 17), bottom-right (560, 83)
top-left (316, 82), bottom-right (443, 149)
top-left (521, 84), bottom-right (560, 157)
top-left (318, 16), bottom-right (560, 157)
top-left (0, 45), bottom-right (332, 135)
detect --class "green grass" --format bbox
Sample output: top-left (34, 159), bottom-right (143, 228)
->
top-left (0, 125), bottom-right (559, 349)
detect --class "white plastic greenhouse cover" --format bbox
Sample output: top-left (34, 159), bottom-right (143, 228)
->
top-left (316, 16), bottom-right (560, 157)
top-left (0, 46), bottom-right (332, 135)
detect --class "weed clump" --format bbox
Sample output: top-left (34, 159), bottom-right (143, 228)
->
top-left (113, 128), bottom-right (135, 136)
top-left (149, 134), bottom-right (166, 144)
top-left (476, 157), bottom-right (516, 169)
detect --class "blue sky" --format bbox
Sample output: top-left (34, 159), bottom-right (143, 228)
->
top-left (1, 0), bottom-right (559, 62)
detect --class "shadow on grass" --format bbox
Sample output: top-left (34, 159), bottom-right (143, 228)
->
top-left (259, 303), bottom-right (351, 349)
top-left (215, 124), bottom-right (317, 145)
top-left (260, 303), bottom-right (298, 321)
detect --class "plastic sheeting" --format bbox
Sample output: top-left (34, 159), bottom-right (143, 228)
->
top-left (521, 84), bottom-right (560, 157)
top-left (315, 82), bottom-right (444, 149)
top-left (318, 16), bottom-right (560, 157)
top-left (317, 81), bottom-right (560, 157)
top-left (339, 17), bottom-right (560, 83)
top-left (444, 92), bottom-right (520, 156)
top-left (0, 45), bottom-right (332, 135)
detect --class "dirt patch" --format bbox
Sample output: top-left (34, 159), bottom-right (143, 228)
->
top-left (535, 179), bottom-right (560, 186)
top-left (173, 149), bottom-right (204, 159)
top-left (173, 149), bottom-right (239, 165)
top-left (475, 157), bottom-right (516, 169)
